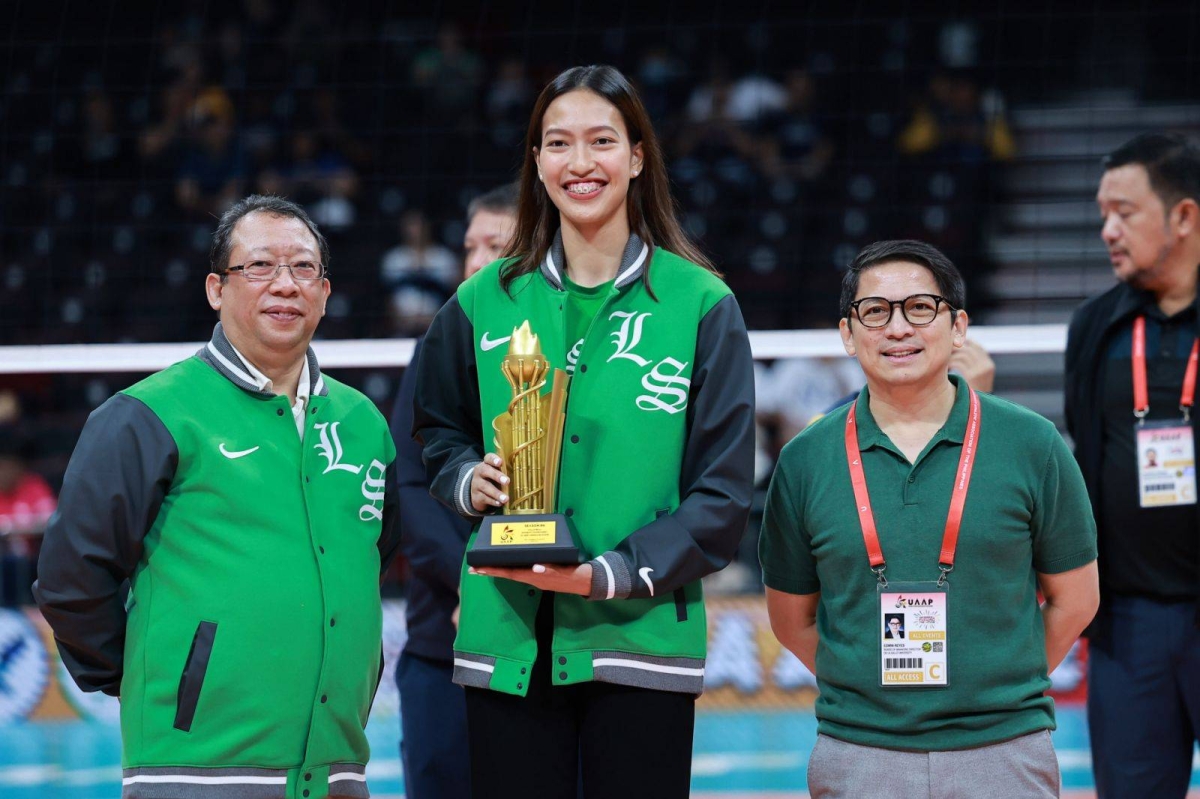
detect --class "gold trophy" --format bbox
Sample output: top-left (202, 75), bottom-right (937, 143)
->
top-left (467, 321), bottom-right (582, 566)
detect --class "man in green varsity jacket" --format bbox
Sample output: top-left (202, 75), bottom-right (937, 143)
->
top-left (34, 195), bottom-right (400, 799)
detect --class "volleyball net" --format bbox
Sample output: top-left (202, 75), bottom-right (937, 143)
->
top-left (0, 324), bottom-right (1065, 374)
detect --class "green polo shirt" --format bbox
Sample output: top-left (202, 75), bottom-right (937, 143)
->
top-left (759, 374), bottom-right (1097, 751)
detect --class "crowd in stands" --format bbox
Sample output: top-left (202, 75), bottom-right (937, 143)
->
top-left (1, 3), bottom-right (1017, 347)
top-left (0, 3), bottom-right (1026, 595)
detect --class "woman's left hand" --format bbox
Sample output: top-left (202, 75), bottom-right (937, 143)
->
top-left (469, 563), bottom-right (594, 596)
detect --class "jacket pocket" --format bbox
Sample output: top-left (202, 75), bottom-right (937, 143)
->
top-left (674, 589), bottom-right (688, 622)
top-left (654, 509), bottom-right (688, 622)
top-left (174, 621), bottom-right (217, 732)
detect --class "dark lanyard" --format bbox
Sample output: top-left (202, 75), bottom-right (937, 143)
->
top-left (1132, 315), bottom-right (1199, 423)
top-left (844, 387), bottom-right (981, 588)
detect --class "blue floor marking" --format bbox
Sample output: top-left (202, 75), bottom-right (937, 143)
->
top-left (1, 707), bottom-right (1198, 797)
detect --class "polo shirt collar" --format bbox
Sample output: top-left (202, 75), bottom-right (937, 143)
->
top-left (854, 373), bottom-right (971, 454)
top-left (233, 342), bottom-right (311, 409)
top-left (197, 322), bottom-right (328, 398)
top-left (1109, 281), bottom-right (1156, 325)
top-left (1106, 278), bottom-right (1200, 321)
top-left (1107, 279), bottom-right (1200, 339)
top-left (539, 228), bottom-right (651, 291)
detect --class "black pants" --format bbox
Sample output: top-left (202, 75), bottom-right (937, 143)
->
top-left (464, 596), bottom-right (696, 799)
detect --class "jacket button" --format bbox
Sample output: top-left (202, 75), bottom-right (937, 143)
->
top-left (570, 435), bottom-right (579, 444)
top-left (580, 364), bottom-right (588, 373)
top-left (304, 773), bottom-right (312, 781)
top-left (558, 656), bottom-right (567, 665)
top-left (520, 667), bottom-right (527, 675)
top-left (303, 791), bottom-right (309, 798)
top-left (527, 588), bottom-right (536, 596)
top-left (319, 546), bottom-right (325, 554)
top-left (517, 682), bottom-right (523, 690)
top-left (277, 408), bottom-right (285, 416)
top-left (559, 671), bottom-right (568, 680)
top-left (566, 508), bottom-right (574, 517)
top-left (321, 695), bottom-right (328, 703)
top-left (330, 618), bottom-right (336, 627)
top-left (305, 477), bottom-right (310, 483)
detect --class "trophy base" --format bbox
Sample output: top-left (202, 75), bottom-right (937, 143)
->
top-left (468, 513), bottom-right (583, 567)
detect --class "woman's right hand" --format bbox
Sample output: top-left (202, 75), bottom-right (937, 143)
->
top-left (471, 453), bottom-right (510, 513)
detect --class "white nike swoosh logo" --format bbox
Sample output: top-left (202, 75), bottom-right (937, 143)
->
top-left (638, 567), bottom-right (656, 597)
top-left (480, 333), bottom-right (512, 352)
top-left (219, 444), bottom-right (261, 459)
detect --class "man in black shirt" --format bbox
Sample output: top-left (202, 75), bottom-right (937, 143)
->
top-left (390, 184), bottom-right (517, 799)
top-left (1066, 133), bottom-right (1200, 798)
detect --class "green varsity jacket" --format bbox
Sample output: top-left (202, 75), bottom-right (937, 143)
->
top-left (34, 324), bottom-right (401, 799)
top-left (414, 232), bottom-right (756, 696)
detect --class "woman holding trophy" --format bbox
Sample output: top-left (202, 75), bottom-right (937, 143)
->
top-left (414, 64), bottom-right (755, 799)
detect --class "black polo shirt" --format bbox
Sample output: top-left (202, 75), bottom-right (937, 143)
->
top-left (1099, 303), bottom-right (1200, 600)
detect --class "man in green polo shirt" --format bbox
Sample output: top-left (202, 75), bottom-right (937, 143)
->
top-left (760, 239), bottom-right (1099, 798)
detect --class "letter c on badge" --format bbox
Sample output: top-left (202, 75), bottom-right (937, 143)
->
top-left (928, 663), bottom-right (942, 681)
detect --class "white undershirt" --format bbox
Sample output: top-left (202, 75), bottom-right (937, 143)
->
top-left (227, 343), bottom-right (310, 438)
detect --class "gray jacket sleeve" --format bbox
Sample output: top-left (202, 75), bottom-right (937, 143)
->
top-left (587, 293), bottom-right (756, 600)
top-left (32, 394), bottom-right (177, 696)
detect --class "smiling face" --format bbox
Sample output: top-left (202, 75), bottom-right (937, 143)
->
top-left (534, 89), bottom-right (643, 239)
top-left (1097, 164), bottom-right (1177, 290)
top-left (204, 211), bottom-right (330, 369)
top-left (840, 261), bottom-right (967, 391)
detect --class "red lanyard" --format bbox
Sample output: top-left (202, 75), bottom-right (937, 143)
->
top-left (844, 387), bottom-right (981, 587)
top-left (1132, 315), bottom-right (1199, 421)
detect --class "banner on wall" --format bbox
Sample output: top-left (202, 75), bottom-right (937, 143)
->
top-left (4, 597), bottom-right (1088, 723)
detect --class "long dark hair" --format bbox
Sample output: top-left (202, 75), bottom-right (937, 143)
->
top-left (500, 65), bottom-right (718, 295)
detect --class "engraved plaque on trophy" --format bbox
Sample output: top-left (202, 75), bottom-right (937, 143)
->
top-left (467, 321), bottom-right (583, 567)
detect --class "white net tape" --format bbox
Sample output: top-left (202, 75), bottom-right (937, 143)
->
top-left (0, 325), bottom-right (1064, 374)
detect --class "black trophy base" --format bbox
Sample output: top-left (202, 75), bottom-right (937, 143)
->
top-left (467, 513), bottom-right (582, 567)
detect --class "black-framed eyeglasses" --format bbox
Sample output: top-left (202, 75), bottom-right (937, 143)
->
top-left (848, 294), bottom-right (956, 329)
top-left (223, 261), bottom-right (327, 282)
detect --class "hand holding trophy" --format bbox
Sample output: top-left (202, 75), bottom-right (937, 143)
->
top-left (467, 321), bottom-right (583, 566)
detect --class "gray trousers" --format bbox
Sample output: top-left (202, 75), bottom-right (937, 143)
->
top-left (807, 730), bottom-right (1060, 799)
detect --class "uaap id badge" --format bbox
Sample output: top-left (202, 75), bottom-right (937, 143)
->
top-left (1131, 315), bottom-right (1198, 508)
top-left (879, 582), bottom-right (948, 687)
top-left (1136, 422), bottom-right (1196, 507)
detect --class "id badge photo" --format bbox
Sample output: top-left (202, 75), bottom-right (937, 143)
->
top-left (878, 581), bottom-right (948, 688)
top-left (1135, 421), bottom-right (1196, 508)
